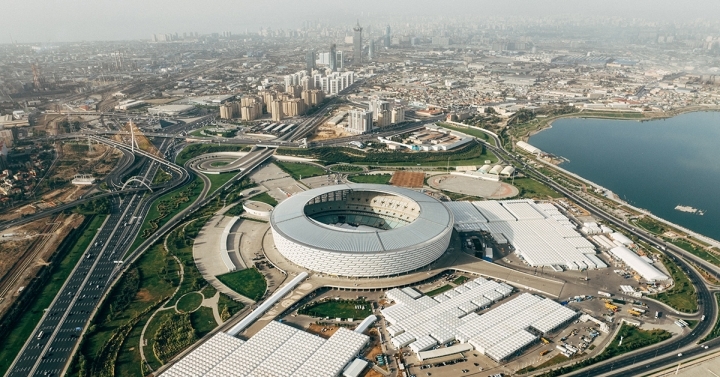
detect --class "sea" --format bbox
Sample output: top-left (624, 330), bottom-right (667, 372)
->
top-left (528, 111), bottom-right (720, 242)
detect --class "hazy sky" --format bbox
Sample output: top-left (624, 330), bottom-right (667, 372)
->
top-left (5, 0), bottom-right (720, 44)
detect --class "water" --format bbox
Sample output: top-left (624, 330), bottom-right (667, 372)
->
top-left (528, 111), bottom-right (720, 241)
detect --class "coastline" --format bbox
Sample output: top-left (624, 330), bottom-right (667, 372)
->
top-left (532, 148), bottom-right (720, 249)
top-left (525, 105), bottom-right (720, 141)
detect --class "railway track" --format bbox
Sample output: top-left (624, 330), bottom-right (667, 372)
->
top-left (0, 215), bottom-right (63, 304)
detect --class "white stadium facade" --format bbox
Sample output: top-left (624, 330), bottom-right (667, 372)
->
top-left (270, 184), bottom-right (454, 277)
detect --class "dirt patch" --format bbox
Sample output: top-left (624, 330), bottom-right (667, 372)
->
top-left (136, 288), bottom-right (153, 302)
top-left (362, 369), bottom-right (384, 377)
top-left (0, 213), bottom-right (84, 316)
top-left (306, 323), bottom-right (340, 339)
top-left (308, 124), bottom-right (353, 141)
top-left (390, 171), bottom-right (425, 188)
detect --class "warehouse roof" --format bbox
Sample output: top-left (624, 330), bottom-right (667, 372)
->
top-left (162, 320), bottom-right (369, 377)
top-left (609, 246), bottom-right (668, 281)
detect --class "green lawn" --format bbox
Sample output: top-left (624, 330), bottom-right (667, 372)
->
top-left (669, 239), bottom-right (720, 268)
top-left (127, 175), bottom-right (204, 256)
top-left (652, 256), bottom-right (698, 313)
top-left (348, 174), bottom-right (392, 184)
top-left (0, 215), bottom-right (106, 376)
top-left (299, 299), bottom-right (373, 319)
top-left (634, 217), bottom-right (666, 235)
top-left (216, 268), bottom-right (267, 301)
top-left (437, 122), bottom-right (494, 144)
top-left (176, 292), bottom-right (203, 313)
top-left (152, 168), bottom-right (173, 185)
top-left (204, 172), bottom-right (237, 194)
top-left (702, 293), bottom-right (720, 342)
top-left (579, 111), bottom-right (645, 119)
top-left (249, 192), bottom-right (278, 207)
top-left (513, 177), bottom-right (562, 199)
top-left (453, 276), bottom-right (469, 285)
top-left (190, 307), bottom-right (218, 337)
top-left (201, 284), bottom-right (217, 299)
top-left (425, 284), bottom-right (453, 297)
top-left (210, 161), bottom-right (229, 167)
top-left (274, 161), bottom-right (327, 180)
top-left (217, 293), bottom-right (245, 322)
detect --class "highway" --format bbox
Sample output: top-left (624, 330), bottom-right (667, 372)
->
top-left (5, 137), bottom-right (183, 377)
top-left (475, 129), bottom-right (720, 376)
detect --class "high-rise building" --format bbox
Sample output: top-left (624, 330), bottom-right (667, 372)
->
top-left (347, 109), bottom-right (373, 134)
top-left (329, 44), bottom-right (337, 72)
top-left (384, 25), bottom-right (391, 48)
top-left (376, 110), bottom-right (391, 127)
top-left (391, 107), bottom-right (405, 124)
top-left (353, 21), bottom-right (363, 66)
top-left (336, 50), bottom-right (344, 69)
top-left (241, 103), bottom-right (262, 121)
top-left (270, 100), bottom-right (284, 121)
top-left (300, 76), bottom-right (313, 91)
top-left (368, 97), bottom-right (390, 120)
top-left (306, 50), bottom-right (315, 72)
top-left (368, 39), bottom-right (375, 61)
top-left (219, 102), bottom-right (239, 119)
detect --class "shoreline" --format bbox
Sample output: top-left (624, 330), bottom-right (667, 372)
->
top-left (525, 105), bottom-right (720, 140)
top-left (527, 117), bottom-right (720, 248)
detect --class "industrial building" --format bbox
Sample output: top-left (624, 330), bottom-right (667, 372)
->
top-left (162, 321), bottom-right (370, 377)
top-left (382, 280), bottom-right (577, 362)
top-left (270, 184), bottom-right (454, 277)
top-left (147, 104), bottom-right (195, 117)
top-left (443, 200), bottom-right (608, 270)
top-left (609, 246), bottom-right (668, 281)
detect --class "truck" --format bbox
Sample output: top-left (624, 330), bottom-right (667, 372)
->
top-left (632, 307), bottom-right (646, 314)
top-left (655, 311), bottom-right (661, 319)
top-left (540, 350), bottom-right (551, 356)
top-left (605, 302), bottom-right (619, 312)
top-left (541, 337), bottom-right (550, 344)
top-left (628, 309), bottom-right (642, 317)
top-left (597, 291), bottom-right (612, 298)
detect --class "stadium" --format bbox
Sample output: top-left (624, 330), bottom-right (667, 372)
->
top-left (270, 184), bottom-right (454, 277)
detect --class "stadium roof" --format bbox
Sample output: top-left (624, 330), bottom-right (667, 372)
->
top-left (271, 184), bottom-right (453, 253)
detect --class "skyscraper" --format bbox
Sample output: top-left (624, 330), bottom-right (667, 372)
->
top-left (329, 43), bottom-right (337, 72)
top-left (384, 25), bottom-right (391, 48)
top-left (368, 39), bottom-right (375, 61)
top-left (353, 21), bottom-right (363, 66)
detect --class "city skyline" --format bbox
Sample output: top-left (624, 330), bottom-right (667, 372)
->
top-left (5, 0), bottom-right (720, 44)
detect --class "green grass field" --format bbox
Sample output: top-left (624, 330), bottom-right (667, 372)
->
top-left (425, 284), bottom-right (453, 297)
top-left (190, 307), bottom-right (218, 337)
top-left (299, 300), bottom-right (373, 319)
top-left (437, 122), bottom-right (494, 144)
top-left (274, 161), bottom-right (327, 180)
top-left (512, 177), bottom-right (562, 199)
top-left (0, 215), bottom-right (106, 376)
top-left (669, 239), bottom-right (720, 268)
top-left (201, 284), bottom-right (217, 299)
top-left (175, 144), bottom-right (250, 166)
top-left (216, 268), bottom-right (267, 301)
top-left (249, 192), bottom-right (278, 207)
top-left (176, 292), bottom-right (203, 313)
top-left (127, 175), bottom-right (204, 255)
top-left (348, 174), bottom-right (392, 184)
top-left (652, 256), bottom-right (698, 313)
top-left (634, 217), bottom-right (666, 235)
top-left (204, 172), bottom-right (237, 194)
top-left (453, 276), bottom-right (469, 285)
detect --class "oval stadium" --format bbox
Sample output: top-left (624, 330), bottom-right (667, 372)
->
top-left (270, 184), bottom-right (454, 277)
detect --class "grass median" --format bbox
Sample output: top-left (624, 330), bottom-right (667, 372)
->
top-left (652, 256), bottom-right (698, 313)
top-left (216, 268), bottom-right (267, 301)
top-left (274, 160), bottom-right (327, 180)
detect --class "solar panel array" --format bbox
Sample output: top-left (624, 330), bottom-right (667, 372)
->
top-left (162, 321), bottom-right (368, 377)
top-left (382, 282), bottom-right (577, 362)
top-left (443, 199), bottom-right (608, 270)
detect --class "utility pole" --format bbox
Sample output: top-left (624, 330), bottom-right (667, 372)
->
top-left (130, 120), bottom-right (135, 153)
